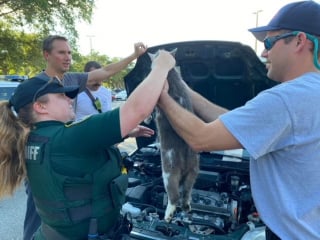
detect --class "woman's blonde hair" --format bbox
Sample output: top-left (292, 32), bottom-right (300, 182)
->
top-left (0, 101), bottom-right (33, 198)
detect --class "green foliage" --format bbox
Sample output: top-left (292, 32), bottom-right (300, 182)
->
top-left (0, 0), bottom-right (98, 77)
top-left (0, 0), bottom-right (95, 42)
top-left (71, 50), bottom-right (135, 89)
top-left (0, 23), bottom-right (44, 76)
top-left (0, 26), bottom-right (133, 89)
top-left (0, 0), bottom-right (133, 89)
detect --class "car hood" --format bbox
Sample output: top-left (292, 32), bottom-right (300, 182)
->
top-left (123, 41), bottom-right (277, 239)
top-left (124, 40), bottom-right (277, 149)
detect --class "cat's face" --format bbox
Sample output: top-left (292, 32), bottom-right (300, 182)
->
top-left (147, 48), bottom-right (177, 62)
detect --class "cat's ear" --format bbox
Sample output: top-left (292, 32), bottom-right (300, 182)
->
top-left (147, 52), bottom-right (157, 61)
top-left (170, 48), bottom-right (178, 57)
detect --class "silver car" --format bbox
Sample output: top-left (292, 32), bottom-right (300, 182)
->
top-left (0, 81), bottom-right (21, 100)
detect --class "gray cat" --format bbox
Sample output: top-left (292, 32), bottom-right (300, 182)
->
top-left (148, 49), bottom-right (199, 222)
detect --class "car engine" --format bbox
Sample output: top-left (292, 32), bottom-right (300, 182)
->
top-left (122, 144), bottom-right (266, 240)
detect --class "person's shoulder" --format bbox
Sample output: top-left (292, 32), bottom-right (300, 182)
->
top-left (63, 72), bottom-right (88, 86)
top-left (76, 91), bottom-right (87, 98)
top-left (64, 72), bottom-right (88, 79)
top-left (99, 85), bottom-right (111, 92)
top-left (65, 115), bottom-right (93, 127)
top-left (35, 71), bottom-right (50, 80)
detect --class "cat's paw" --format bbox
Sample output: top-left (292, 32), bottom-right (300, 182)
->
top-left (164, 203), bottom-right (176, 222)
top-left (182, 203), bottom-right (192, 212)
top-left (164, 214), bottom-right (173, 223)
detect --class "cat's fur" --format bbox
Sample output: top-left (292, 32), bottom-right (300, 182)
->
top-left (148, 49), bottom-right (199, 222)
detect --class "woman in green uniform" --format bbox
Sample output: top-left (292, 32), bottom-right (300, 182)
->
top-left (0, 50), bottom-right (175, 239)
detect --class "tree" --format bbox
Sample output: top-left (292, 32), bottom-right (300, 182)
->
top-left (0, 26), bottom-right (134, 86)
top-left (71, 50), bottom-right (135, 89)
top-left (0, 23), bottom-right (43, 75)
top-left (0, 0), bottom-right (97, 76)
top-left (0, 0), bottom-right (95, 42)
top-left (0, 0), bottom-right (134, 85)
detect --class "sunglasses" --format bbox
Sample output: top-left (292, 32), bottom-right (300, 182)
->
top-left (263, 31), bottom-right (299, 51)
top-left (263, 31), bottom-right (320, 69)
top-left (32, 76), bottom-right (63, 103)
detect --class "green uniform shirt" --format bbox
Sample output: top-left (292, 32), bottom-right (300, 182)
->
top-left (37, 108), bottom-right (122, 176)
top-left (26, 108), bottom-right (126, 239)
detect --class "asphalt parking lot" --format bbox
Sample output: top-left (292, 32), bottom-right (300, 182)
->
top-left (0, 140), bottom-right (137, 240)
top-left (0, 185), bottom-right (26, 240)
top-left (0, 100), bottom-right (137, 240)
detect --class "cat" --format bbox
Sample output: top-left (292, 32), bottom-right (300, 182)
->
top-left (148, 49), bottom-right (199, 222)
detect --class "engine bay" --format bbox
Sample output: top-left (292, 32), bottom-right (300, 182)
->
top-left (122, 144), bottom-right (266, 240)
top-left (121, 40), bottom-right (273, 239)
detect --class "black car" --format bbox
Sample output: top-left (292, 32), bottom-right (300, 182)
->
top-left (121, 41), bottom-right (277, 240)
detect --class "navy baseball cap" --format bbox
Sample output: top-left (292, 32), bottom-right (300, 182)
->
top-left (249, 1), bottom-right (320, 41)
top-left (9, 77), bottom-right (79, 112)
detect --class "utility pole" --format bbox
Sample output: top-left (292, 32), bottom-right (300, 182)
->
top-left (253, 10), bottom-right (263, 53)
top-left (87, 35), bottom-right (95, 54)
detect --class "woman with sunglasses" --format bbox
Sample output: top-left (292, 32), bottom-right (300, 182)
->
top-left (157, 1), bottom-right (320, 240)
top-left (0, 50), bottom-right (175, 240)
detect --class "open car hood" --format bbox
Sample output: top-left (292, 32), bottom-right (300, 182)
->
top-left (124, 40), bottom-right (277, 148)
top-left (122, 41), bottom-right (277, 240)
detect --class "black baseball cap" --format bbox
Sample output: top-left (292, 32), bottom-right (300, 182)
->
top-left (9, 77), bottom-right (79, 112)
top-left (249, 1), bottom-right (320, 41)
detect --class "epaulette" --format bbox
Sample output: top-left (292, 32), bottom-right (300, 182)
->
top-left (64, 115), bottom-right (93, 127)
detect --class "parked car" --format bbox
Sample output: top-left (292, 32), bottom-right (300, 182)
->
top-left (121, 41), bottom-right (277, 240)
top-left (111, 91), bottom-right (117, 101)
top-left (111, 89), bottom-right (123, 101)
top-left (0, 81), bottom-right (21, 100)
top-left (4, 75), bottom-right (28, 82)
top-left (115, 90), bottom-right (127, 101)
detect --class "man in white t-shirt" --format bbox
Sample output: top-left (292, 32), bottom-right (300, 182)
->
top-left (75, 61), bottom-right (153, 139)
top-left (76, 61), bottom-right (112, 120)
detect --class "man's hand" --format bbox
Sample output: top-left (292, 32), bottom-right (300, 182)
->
top-left (157, 80), bottom-right (169, 107)
top-left (134, 42), bottom-right (148, 58)
top-left (127, 125), bottom-right (154, 138)
top-left (158, 91), bottom-right (170, 109)
top-left (162, 80), bottom-right (169, 93)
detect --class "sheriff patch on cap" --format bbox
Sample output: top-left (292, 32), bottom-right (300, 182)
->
top-left (9, 77), bottom-right (79, 113)
top-left (249, 1), bottom-right (320, 41)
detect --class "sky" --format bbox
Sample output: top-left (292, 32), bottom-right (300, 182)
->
top-left (76, 0), bottom-right (308, 58)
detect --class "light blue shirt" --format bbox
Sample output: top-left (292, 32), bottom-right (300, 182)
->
top-left (220, 72), bottom-right (320, 239)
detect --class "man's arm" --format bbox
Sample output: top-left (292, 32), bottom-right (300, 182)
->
top-left (188, 86), bottom-right (228, 122)
top-left (158, 90), bottom-right (242, 152)
top-left (181, 80), bottom-right (228, 122)
top-left (87, 42), bottom-right (147, 85)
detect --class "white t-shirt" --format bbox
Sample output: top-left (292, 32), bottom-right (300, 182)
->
top-left (76, 86), bottom-right (112, 121)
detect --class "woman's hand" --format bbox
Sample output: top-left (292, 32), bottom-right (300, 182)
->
top-left (127, 125), bottom-right (154, 138)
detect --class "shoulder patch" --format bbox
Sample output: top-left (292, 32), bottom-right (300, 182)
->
top-left (26, 135), bottom-right (48, 163)
top-left (65, 115), bottom-right (93, 127)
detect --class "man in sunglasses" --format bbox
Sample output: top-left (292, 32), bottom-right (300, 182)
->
top-left (23, 36), bottom-right (149, 240)
top-left (157, 1), bottom-right (320, 239)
